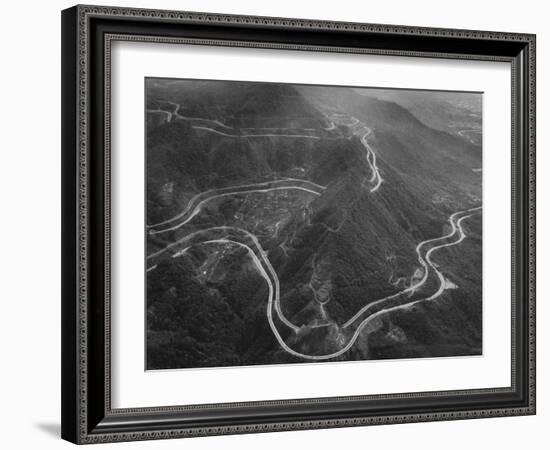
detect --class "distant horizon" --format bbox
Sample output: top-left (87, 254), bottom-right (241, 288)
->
top-left (145, 75), bottom-right (484, 94)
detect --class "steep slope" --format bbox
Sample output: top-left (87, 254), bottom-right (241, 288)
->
top-left (146, 78), bottom-right (328, 128)
top-left (145, 79), bottom-right (482, 369)
top-left (356, 88), bottom-right (482, 145)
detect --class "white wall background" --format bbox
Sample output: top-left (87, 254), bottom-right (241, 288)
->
top-left (0, 0), bottom-right (545, 448)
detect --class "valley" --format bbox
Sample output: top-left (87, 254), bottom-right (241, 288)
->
top-left (145, 79), bottom-right (482, 369)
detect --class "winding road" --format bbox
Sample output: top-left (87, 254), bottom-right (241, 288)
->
top-left (148, 178), bottom-right (326, 232)
top-left (148, 100), bottom-right (336, 139)
top-left (147, 225), bottom-right (300, 334)
top-left (360, 127), bottom-right (383, 192)
top-left (193, 125), bottom-right (326, 140)
top-left (342, 206), bottom-right (481, 328)
top-left (458, 128), bottom-right (482, 145)
top-left (327, 112), bottom-right (383, 192)
top-left (147, 205), bottom-right (481, 360)
top-left (296, 206), bottom-right (482, 360)
top-left (146, 105), bottom-right (480, 360)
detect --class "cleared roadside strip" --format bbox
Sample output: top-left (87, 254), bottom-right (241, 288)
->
top-left (360, 128), bottom-right (383, 192)
top-left (147, 226), bottom-right (300, 334)
top-left (297, 206), bottom-right (482, 360)
top-left (146, 105), bottom-right (481, 359)
top-left (149, 100), bottom-right (336, 133)
top-left (146, 206), bottom-right (481, 360)
top-left (342, 206), bottom-right (482, 329)
top-left (192, 125), bottom-right (324, 139)
top-left (329, 112), bottom-right (383, 193)
top-left (198, 239), bottom-right (307, 359)
top-left (148, 179), bottom-right (326, 231)
top-left (458, 128), bottom-right (482, 145)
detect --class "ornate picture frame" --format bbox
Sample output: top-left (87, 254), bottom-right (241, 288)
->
top-left (61, 4), bottom-right (535, 444)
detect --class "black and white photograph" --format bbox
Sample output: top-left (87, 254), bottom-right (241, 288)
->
top-left (1, 0), bottom-right (543, 446)
top-left (145, 78), bottom-right (483, 370)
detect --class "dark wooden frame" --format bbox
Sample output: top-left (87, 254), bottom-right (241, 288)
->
top-left (61, 4), bottom-right (536, 444)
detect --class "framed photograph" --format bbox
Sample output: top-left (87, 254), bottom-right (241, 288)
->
top-left (61, 5), bottom-right (536, 444)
